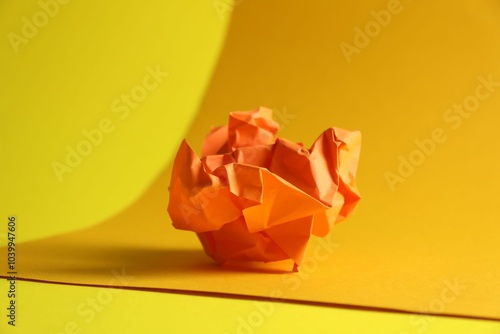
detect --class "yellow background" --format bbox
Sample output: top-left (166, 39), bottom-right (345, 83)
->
top-left (0, 0), bottom-right (229, 242)
top-left (1, 0), bottom-right (500, 333)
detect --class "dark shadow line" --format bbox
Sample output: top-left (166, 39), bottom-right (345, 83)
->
top-left (5, 276), bottom-right (499, 323)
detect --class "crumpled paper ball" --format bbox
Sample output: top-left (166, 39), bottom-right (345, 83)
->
top-left (167, 107), bottom-right (361, 270)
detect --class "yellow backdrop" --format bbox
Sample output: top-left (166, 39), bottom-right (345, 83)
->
top-left (1, 0), bottom-right (500, 333)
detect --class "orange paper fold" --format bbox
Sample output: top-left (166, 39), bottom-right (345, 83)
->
top-left (167, 107), bottom-right (361, 268)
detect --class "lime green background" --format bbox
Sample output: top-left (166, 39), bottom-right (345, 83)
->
top-left (0, 0), bottom-right (228, 242)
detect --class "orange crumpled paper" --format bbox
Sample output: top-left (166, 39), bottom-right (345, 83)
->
top-left (167, 107), bottom-right (361, 270)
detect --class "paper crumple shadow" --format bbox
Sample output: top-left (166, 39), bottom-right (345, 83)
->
top-left (7, 162), bottom-right (295, 290)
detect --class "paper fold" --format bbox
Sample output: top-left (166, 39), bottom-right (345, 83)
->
top-left (168, 107), bottom-right (361, 267)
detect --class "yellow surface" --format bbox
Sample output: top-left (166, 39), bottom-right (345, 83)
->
top-left (2, 0), bottom-right (500, 333)
top-left (0, 280), bottom-right (499, 334)
top-left (5, 153), bottom-right (498, 319)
